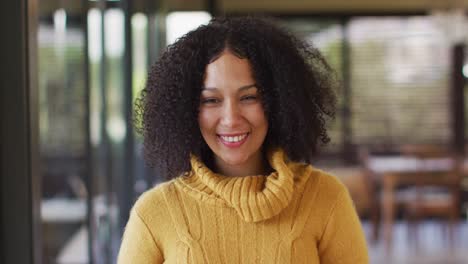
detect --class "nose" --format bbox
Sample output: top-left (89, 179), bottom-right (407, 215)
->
top-left (220, 100), bottom-right (243, 128)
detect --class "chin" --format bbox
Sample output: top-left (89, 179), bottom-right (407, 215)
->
top-left (219, 154), bottom-right (249, 166)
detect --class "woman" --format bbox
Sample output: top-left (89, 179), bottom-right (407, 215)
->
top-left (118, 16), bottom-right (368, 263)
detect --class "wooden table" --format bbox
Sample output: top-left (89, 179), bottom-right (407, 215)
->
top-left (366, 156), bottom-right (457, 249)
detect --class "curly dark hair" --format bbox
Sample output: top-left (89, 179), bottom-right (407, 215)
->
top-left (135, 16), bottom-right (337, 179)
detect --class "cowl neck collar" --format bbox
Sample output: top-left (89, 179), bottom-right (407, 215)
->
top-left (176, 148), bottom-right (306, 222)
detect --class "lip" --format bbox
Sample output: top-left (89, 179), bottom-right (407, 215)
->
top-left (217, 132), bottom-right (249, 137)
top-left (217, 132), bottom-right (249, 148)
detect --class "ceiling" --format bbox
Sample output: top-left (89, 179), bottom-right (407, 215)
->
top-left (38, 0), bottom-right (468, 16)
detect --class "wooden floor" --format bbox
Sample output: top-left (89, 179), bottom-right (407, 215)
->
top-left (365, 220), bottom-right (468, 264)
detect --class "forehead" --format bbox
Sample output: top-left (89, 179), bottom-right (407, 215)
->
top-left (203, 50), bottom-right (255, 90)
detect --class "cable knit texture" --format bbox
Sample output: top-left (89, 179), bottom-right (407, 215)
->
top-left (118, 149), bottom-right (369, 263)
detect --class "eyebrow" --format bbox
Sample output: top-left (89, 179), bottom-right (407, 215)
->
top-left (201, 84), bottom-right (257, 92)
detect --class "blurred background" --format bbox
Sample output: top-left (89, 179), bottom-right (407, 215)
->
top-left (2, 0), bottom-right (468, 263)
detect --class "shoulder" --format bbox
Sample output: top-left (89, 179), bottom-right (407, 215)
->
top-left (131, 180), bottom-right (178, 220)
top-left (311, 167), bottom-right (349, 197)
top-left (298, 167), bottom-right (362, 237)
top-left (301, 166), bottom-right (352, 214)
top-left (297, 164), bottom-right (349, 198)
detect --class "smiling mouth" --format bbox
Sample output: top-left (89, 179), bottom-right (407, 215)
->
top-left (217, 133), bottom-right (249, 147)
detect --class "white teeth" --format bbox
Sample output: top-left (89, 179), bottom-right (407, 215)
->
top-left (220, 134), bottom-right (247, 143)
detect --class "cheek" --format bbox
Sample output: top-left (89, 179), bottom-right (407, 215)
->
top-left (249, 106), bottom-right (268, 129)
top-left (198, 110), bottom-right (215, 133)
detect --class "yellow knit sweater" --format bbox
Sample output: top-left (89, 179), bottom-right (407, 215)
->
top-left (118, 149), bottom-right (369, 263)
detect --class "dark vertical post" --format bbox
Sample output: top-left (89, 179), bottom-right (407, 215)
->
top-left (206, 0), bottom-right (219, 16)
top-left (146, 0), bottom-right (160, 68)
top-left (341, 17), bottom-right (353, 162)
top-left (82, 0), bottom-right (95, 263)
top-left (28, 0), bottom-right (41, 262)
top-left (121, 0), bottom-right (135, 230)
top-left (145, 12), bottom-right (158, 186)
top-left (147, 14), bottom-right (157, 67)
top-left (147, 0), bottom-right (163, 69)
top-left (0, 0), bottom-right (41, 263)
top-left (97, 0), bottom-right (112, 262)
top-left (451, 44), bottom-right (465, 154)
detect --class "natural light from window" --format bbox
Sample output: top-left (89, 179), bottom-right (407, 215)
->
top-left (166, 11), bottom-right (211, 45)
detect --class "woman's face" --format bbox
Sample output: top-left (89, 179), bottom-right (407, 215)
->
top-left (199, 50), bottom-right (268, 174)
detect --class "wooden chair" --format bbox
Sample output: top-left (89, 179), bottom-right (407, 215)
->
top-left (358, 147), bottom-right (419, 244)
top-left (359, 145), bottom-right (463, 247)
top-left (400, 149), bottom-right (463, 249)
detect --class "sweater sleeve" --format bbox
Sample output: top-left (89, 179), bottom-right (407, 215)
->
top-left (318, 187), bottom-right (369, 264)
top-left (117, 208), bottom-right (164, 264)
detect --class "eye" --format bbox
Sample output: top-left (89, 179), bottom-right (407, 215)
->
top-left (201, 97), bottom-right (220, 105)
top-left (240, 95), bottom-right (258, 102)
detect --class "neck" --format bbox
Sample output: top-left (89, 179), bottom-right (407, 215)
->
top-left (213, 152), bottom-right (268, 177)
